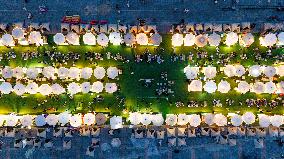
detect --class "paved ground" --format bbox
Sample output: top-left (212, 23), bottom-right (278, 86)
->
top-left (1, 0), bottom-right (284, 33)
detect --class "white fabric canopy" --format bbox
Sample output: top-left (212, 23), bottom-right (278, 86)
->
top-left (189, 114), bottom-right (201, 127)
top-left (53, 33), bottom-right (65, 45)
top-left (81, 82), bottom-right (91, 93)
top-left (258, 114), bottom-right (270, 127)
top-left (21, 115), bottom-right (33, 127)
top-left (26, 82), bottom-right (38, 94)
top-left (107, 67), bottom-right (118, 79)
top-left (105, 83), bottom-right (117, 93)
top-left (149, 33), bottom-right (162, 46)
top-left (204, 80), bottom-right (217, 93)
top-left (93, 67), bottom-right (105, 79)
top-left (217, 80), bottom-right (231, 93)
top-left (26, 67), bottom-right (39, 79)
top-left (67, 82), bottom-right (81, 95)
top-left (208, 33), bottom-right (221, 46)
top-left (240, 33), bottom-right (254, 47)
top-left (35, 115), bottom-right (46, 126)
top-left (109, 32), bottom-right (122, 45)
top-left (83, 32), bottom-right (96, 45)
top-left (92, 81), bottom-right (104, 93)
top-left (110, 116), bottom-right (123, 129)
top-left (68, 67), bottom-right (81, 79)
top-left (177, 114), bottom-right (189, 125)
top-left (136, 33), bottom-right (148, 45)
top-left (188, 80), bottom-right (202, 92)
top-left (97, 33), bottom-right (109, 46)
top-left (141, 114), bottom-right (152, 125)
top-left (152, 114), bottom-right (164, 126)
top-left (265, 81), bottom-right (277, 94)
top-left (262, 33), bottom-right (277, 46)
top-left (172, 33), bottom-right (183, 47)
top-left (13, 67), bottom-right (24, 78)
top-left (124, 33), bottom-right (136, 45)
top-left (13, 83), bottom-right (25, 96)
top-left (225, 32), bottom-right (238, 46)
top-left (231, 114), bottom-right (243, 126)
top-left (249, 65), bottom-right (262, 77)
top-left (277, 66), bottom-right (284, 76)
top-left (277, 32), bottom-right (284, 45)
top-left (1, 34), bottom-right (14, 46)
top-left (204, 113), bottom-right (215, 125)
top-left (184, 66), bottom-right (199, 79)
top-left (263, 66), bottom-right (276, 77)
top-left (195, 34), bottom-right (208, 47)
top-left (42, 66), bottom-right (55, 79)
top-left (234, 65), bottom-right (246, 77)
top-left (242, 112), bottom-right (255, 125)
top-left (277, 81), bottom-right (284, 93)
top-left (46, 114), bottom-right (59, 126)
top-left (0, 82), bottom-right (12, 94)
top-left (66, 32), bottom-right (79, 45)
top-left (38, 84), bottom-right (52, 96)
top-left (58, 112), bottom-right (71, 126)
top-left (6, 114), bottom-right (18, 126)
top-left (203, 67), bottom-right (216, 79)
top-left (184, 33), bottom-right (195, 46)
top-left (12, 28), bottom-right (24, 39)
top-left (165, 114), bottom-right (177, 126)
top-left (83, 113), bottom-right (95, 125)
top-left (81, 67), bottom-right (92, 79)
top-left (28, 31), bottom-right (42, 45)
top-left (128, 112), bottom-right (142, 125)
top-left (2, 66), bottom-right (13, 79)
top-left (237, 81), bottom-right (250, 94)
top-left (70, 114), bottom-right (82, 127)
top-left (213, 114), bottom-right (227, 126)
top-left (270, 115), bottom-right (283, 127)
top-left (224, 65), bottom-right (235, 77)
top-left (58, 67), bottom-right (69, 79)
top-left (51, 83), bottom-right (65, 95)
top-left (251, 82), bottom-right (265, 94)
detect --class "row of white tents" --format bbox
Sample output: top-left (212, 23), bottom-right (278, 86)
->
top-left (54, 32), bottom-right (162, 46)
top-left (0, 82), bottom-right (117, 96)
top-left (172, 32), bottom-right (284, 47)
top-left (184, 65), bottom-right (284, 80)
top-left (1, 66), bottom-right (119, 80)
top-left (1, 112), bottom-right (283, 129)
top-left (188, 80), bottom-right (284, 94)
top-left (0, 30), bottom-right (43, 46)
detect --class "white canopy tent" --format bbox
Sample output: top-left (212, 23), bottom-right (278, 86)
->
top-left (70, 114), bottom-right (82, 127)
top-left (152, 114), bottom-right (164, 126)
top-left (26, 67), bottom-right (39, 79)
top-left (53, 33), bottom-right (65, 45)
top-left (123, 33), bottom-right (136, 45)
top-left (83, 32), bottom-right (96, 45)
top-left (57, 67), bottom-right (69, 79)
top-left (172, 33), bottom-right (183, 47)
top-left (83, 113), bottom-right (95, 125)
top-left (13, 67), bottom-right (24, 79)
top-left (195, 34), bottom-right (208, 47)
top-left (234, 65), bottom-right (246, 77)
top-left (51, 83), bottom-right (65, 95)
top-left (239, 33), bottom-right (254, 47)
top-left (236, 81), bottom-right (250, 94)
top-left (277, 81), bottom-right (284, 93)
top-left (204, 113), bottom-right (215, 126)
top-left (46, 114), bottom-right (59, 126)
top-left (35, 115), bottom-right (46, 126)
top-left (225, 32), bottom-right (238, 46)
top-left (189, 114), bottom-right (201, 127)
top-left (277, 32), bottom-right (284, 45)
top-left (230, 114), bottom-right (243, 126)
top-left (92, 81), bottom-right (104, 93)
top-left (25, 82), bottom-right (38, 94)
top-left (12, 28), bottom-right (24, 39)
top-left (128, 112), bottom-right (142, 125)
top-left (177, 114), bottom-right (189, 125)
top-left (97, 33), bottom-right (109, 46)
top-left (68, 67), bottom-right (81, 79)
top-left (184, 66), bottom-right (199, 79)
top-left (183, 33), bottom-right (195, 46)
top-left (261, 33), bottom-right (277, 46)
top-left (141, 114), bottom-right (152, 126)
top-left (149, 33), bottom-right (162, 46)
top-left (66, 32), bottom-right (80, 45)
top-left (109, 32), bottom-right (122, 45)
top-left (242, 112), bottom-right (255, 125)
top-left (203, 67), bottom-right (216, 79)
top-left (105, 83), bottom-right (117, 93)
top-left (81, 67), bottom-right (92, 79)
top-left (265, 81), bottom-right (277, 94)
top-left (13, 83), bottom-right (25, 96)
top-left (165, 114), bottom-right (177, 126)
top-left (67, 82), bottom-right (81, 95)
top-left (6, 114), bottom-right (18, 126)
top-left (263, 66), bottom-right (276, 78)
top-left (249, 65), bottom-right (262, 77)
top-left (213, 114), bottom-right (227, 126)
top-left (81, 82), bottom-right (91, 93)
top-left (208, 33), bottom-right (221, 46)
top-left (58, 112), bottom-right (71, 126)
top-left (107, 67), bottom-right (118, 79)
top-left (277, 66), bottom-right (284, 76)
top-left (224, 65), bottom-right (235, 77)
top-left (136, 33), bottom-right (148, 45)
top-left (93, 67), bottom-right (105, 79)
top-left (270, 115), bottom-right (283, 127)
top-left (217, 80), bottom-right (231, 93)
top-left (258, 114), bottom-right (270, 127)
top-left (251, 82), bottom-right (265, 94)
top-left (110, 116), bottom-right (123, 129)
top-left (38, 84), bottom-right (52, 96)
top-left (1, 34), bottom-right (15, 46)
top-left (188, 80), bottom-right (202, 92)
top-left (21, 115), bottom-right (33, 127)
top-left (0, 82), bottom-right (13, 94)
top-left (203, 80), bottom-right (217, 93)
top-left (42, 66), bottom-right (55, 79)
top-left (28, 31), bottom-right (42, 45)
top-left (2, 66), bottom-right (13, 79)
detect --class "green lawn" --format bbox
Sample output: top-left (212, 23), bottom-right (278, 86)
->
top-left (0, 34), bottom-right (283, 117)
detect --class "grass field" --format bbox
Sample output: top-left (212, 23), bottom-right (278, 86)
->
top-left (0, 34), bottom-right (283, 117)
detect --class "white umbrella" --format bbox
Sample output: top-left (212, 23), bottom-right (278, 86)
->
top-left (109, 32), bottom-right (122, 45)
top-left (111, 138), bottom-right (121, 148)
top-left (105, 83), bottom-right (117, 93)
top-left (203, 80), bottom-right (217, 93)
top-left (92, 81), bottom-right (104, 93)
top-left (57, 67), bottom-right (69, 79)
top-left (28, 31), bottom-right (42, 45)
top-left (58, 112), bottom-right (71, 126)
top-left (83, 113), bottom-right (95, 125)
top-left (93, 67), bottom-right (105, 79)
top-left (208, 33), bottom-right (221, 46)
top-left (213, 114), bottom-right (227, 126)
top-left (6, 114), bottom-right (18, 126)
top-left (230, 114), bottom-right (243, 126)
top-left (262, 33), bottom-right (277, 46)
top-left (13, 67), bottom-right (24, 78)
top-left (35, 115), bottom-right (46, 126)
top-left (2, 66), bottom-right (13, 79)
top-left (240, 33), bottom-right (254, 47)
top-left (97, 33), bottom-right (109, 46)
top-left (149, 33), bottom-right (162, 46)
top-left (224, 65), bottom-right (235, 77)
top-left (234, 65), bottom-right (246, 77)
top-left (165, 114), bottom-right (177, 126)
top-left (277, 66), bottom-right (284, 76)
top-left (252, 82), bottom-right (265, 94)
top-left (172, 33), bottom-right (183, 47)
top-left (203, 67), bottom-right (216, 79)
top-left (277, 81), bottom-right (284, 93)
top-left (12, 28), bottom-right (24, 39)
top-left (70, 114), bottom-right (82, 127)
top-left (110, 116), bottom-right (123, 129)
top-left (46, 114), bottom-right (58, 126)
top-left (265, 81), bottom-right (277, 94)
top-left (141, 114), bottom-right (152, 126)
top-left (177, 114), bottom-right (189, 125)
top-left (270, 115), bottom-right (283, 127)
top-left (184, 33), bottom-right (195, 46)
top-left (53, 33), bottom-right (65, 45)
top-left (42, 66), bottom-right (55, 79)
top-left (26, 67), bottom-right (39, 79)
top-left (21, 115), bottom-right (33, 127)
top-left (67, 82), bottom-right (81, 95)
top-left (136, 33), bottom-right (148, 45)
top-left (66, 32), bottom-right (79, 45)
top-left (217, 80), bottom-right (231, 93)
top-left (189, 114), bottom-right (201, 127)
top-left (68, 67), bottom-right (81, 79)
top-left (38, 84), bottom-right (52, 96)
top-left (263, 66), bottom-right (276, 78)
top-left (237, 81), bottom-right (250, 94)
top-left (51, 83), bottom-right (65, 95)
top-left (242, 112), bottom-right (255, 125)
top-left (13, 83), bottom-right (25, 96)
top-left (258, 114), bottom-right (270, 127)
top-left (1, 34), bottom-right (14, 46)
top-left (184, 66), bottom-right (199, 79)
top-left (107, 67), bottom-right (118, 79)
top-left (188, 80), bottom-right (202, 92)
top-left (204, 113), bottom-right (215, 126)
top-left (225, 32), bottom-right (238, 46)
top-left (152, 114), bottom-right (164, 126)
top-left (83, 32), bottom-right (96, 45)
top-left (277, 32), bottom-right (284, 45)
top-left (128, 112), bottom-right (142, 125)
top-left (26, 82), bottom-right (38, 94)
top-left (124, 33), bottom-right (136, 45)
top-left (81, 67), bottom-right (92, 79)
top-left (249, 65), bottom-right (262, 77)
top-left (195, 34), bottom-right (208, 47)
top-left (0, 82), bottom-right (12, 94)
top-left (81, 82), bottom-right (91, 93)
